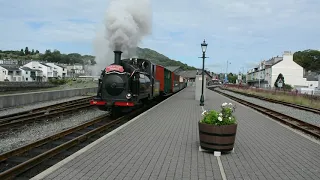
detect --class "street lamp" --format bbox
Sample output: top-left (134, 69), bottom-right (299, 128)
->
top-left (199, 39), bottom-right (208, 106)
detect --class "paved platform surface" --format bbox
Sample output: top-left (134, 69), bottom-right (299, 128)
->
top-left (205, 88), bottom-right (320, 180)
top-left (32, 87), bottom-right (320, 180)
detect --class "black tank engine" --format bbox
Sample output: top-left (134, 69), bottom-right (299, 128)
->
top-left (90, 50), bottom-right (156, 116)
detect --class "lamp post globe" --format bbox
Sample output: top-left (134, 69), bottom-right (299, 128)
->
top-left (200, 39), bottom-right (208, 106)
top-left (201, 40), bottom-right (207, 53)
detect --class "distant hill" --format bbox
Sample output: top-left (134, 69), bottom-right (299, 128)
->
top-left (0, 46), bottom-right (196, 70)
top-left (136, 47), bottom-right (196, 70)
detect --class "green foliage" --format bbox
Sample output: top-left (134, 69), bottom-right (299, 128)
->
top-left (136, 47), bottom-right (196, 70)
top-left (200, 102), bottom-right (237, 126)
top-left (0, 47), bottom-right (96, 65)
top-left (227, 73), bottom-right (237, 83)
top-left (293, 49), bottom-right (320, 72)
top-left (284, 84), bottom-right (293, 91)
top-left (274, 73), bottom-right (285, 88)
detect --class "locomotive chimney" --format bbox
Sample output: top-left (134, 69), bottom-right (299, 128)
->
top-left (114, 50), bottom-right (122, 65)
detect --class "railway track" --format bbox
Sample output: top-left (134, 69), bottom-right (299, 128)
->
top-left (0, 95), bottom-right (167, 180)
top-left (221, 87), bottom-right (320, 115)
top-left (211, 88), bottom-right (320, 139)
top-left (0, 97), bottom-right (93, 131)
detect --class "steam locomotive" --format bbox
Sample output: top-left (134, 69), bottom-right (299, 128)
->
top-left (90, 50), bottom-right (186, 116)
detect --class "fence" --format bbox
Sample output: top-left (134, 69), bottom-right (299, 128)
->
top-left (223, 84), bottom-right (320, 101)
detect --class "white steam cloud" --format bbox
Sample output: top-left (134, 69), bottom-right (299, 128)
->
top-left (91, 0), bottom-right (152, 76)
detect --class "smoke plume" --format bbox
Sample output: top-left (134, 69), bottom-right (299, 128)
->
top-left (91, 0), bottom-right (152, 75)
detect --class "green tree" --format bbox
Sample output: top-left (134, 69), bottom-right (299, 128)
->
top-left (20, 49), bottom-right (24, 56)
top-left (293, 49), bottom-right (320, 72)
top-left (31, 49), bottom-right (35, 55)
top-left (24, 47), bottom-right (29, 55)
top-left (274, 73), bottom-right (285, 88)
top-left (227, 73), bottom-right (237, 83)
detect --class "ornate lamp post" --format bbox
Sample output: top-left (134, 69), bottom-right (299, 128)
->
top-left (199, 39), bottom-right (208, 106)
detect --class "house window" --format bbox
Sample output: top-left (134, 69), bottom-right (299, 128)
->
top-left (26, 78), bottom-right (28, 81)
top-left (26, 71), bottom-right (28, 74)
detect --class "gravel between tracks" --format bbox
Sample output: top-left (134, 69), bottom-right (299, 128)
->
top-left (0, 108), bottom-right (107, 154)
top-left (216, 88), bottom-right (320, 127)
top-left (0, 96), bottom-right (91, 117)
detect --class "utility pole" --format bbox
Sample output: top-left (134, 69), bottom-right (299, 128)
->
top-left (225, 60), bottom-right (231, 83)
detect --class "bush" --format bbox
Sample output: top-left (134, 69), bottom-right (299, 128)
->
top-left (284, 84), bottom-right (293, 91)
top-left (49, 78), bottom-right (68, 85)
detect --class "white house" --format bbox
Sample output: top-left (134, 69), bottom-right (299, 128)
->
top-left (19, 67), bottom-right (33, 82)
top-left (246, 51), bottom-right (311, 88)
top-left (0, 64), bottom-right (23, 81)
top-left (23, 61), bottom-right (54, 81)
top-left (66, 63), bottom-right (85, 77)
top-left (19, 67), bottom-right (43, 82)
top-left (46, 63), bottom-right (67, 78)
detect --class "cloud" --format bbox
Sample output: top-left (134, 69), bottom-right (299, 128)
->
top-left (0, 0), bottom-right (319, 73)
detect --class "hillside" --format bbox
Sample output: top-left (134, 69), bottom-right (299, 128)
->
top-left (0, 47), bottom-right (196, 70)
top-left (136, 47), bottom-right (196, 70)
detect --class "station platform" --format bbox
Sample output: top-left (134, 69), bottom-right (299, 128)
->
top-left (32, 87), bottom-right (320, 180)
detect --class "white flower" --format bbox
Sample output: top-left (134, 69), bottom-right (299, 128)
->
top-left (229, 117), bottom-right (231, 120)
top-left (219, 113), bottom-right (222, 116)
top-left (218, 117), bottom-right (223, 121)
top-left (222, 102), bottom-right (227, 106)
top-left (229, 103), bottom-right (232, 106)
top-left (201, 110), bottom-right (207, 116)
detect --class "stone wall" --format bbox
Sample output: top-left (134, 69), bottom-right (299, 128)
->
top-left (0, 87), bottom-right (98, 109)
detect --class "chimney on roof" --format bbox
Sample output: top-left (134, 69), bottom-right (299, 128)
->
top-left (283, 51), bottom-right (293, 61)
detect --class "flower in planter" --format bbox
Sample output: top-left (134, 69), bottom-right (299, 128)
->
top-left (200, 102), bottom-right (237, 126)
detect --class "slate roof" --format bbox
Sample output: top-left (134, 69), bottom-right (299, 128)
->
top-left (0, 64), bottom-right (21, 71)
top-left (56, 64), bottom-right (66, 68)
top-left (178, 70), bottom-right (198, 78)
top-left (40, 62), bottom-right (51, 67)
top-left (305, 71), bottom-right (319, 81)
top-left (165, 66), bottom-right (181, 72)
top-left (264, 57), bottom-right (283, 66)
top-left (20, 67), bottom-right (34, 71)
top-left (178, 69), bottom-right (212, 78)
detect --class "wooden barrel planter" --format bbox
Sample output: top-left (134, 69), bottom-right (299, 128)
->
top-left (199, 122), bottom-right (237, 152)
